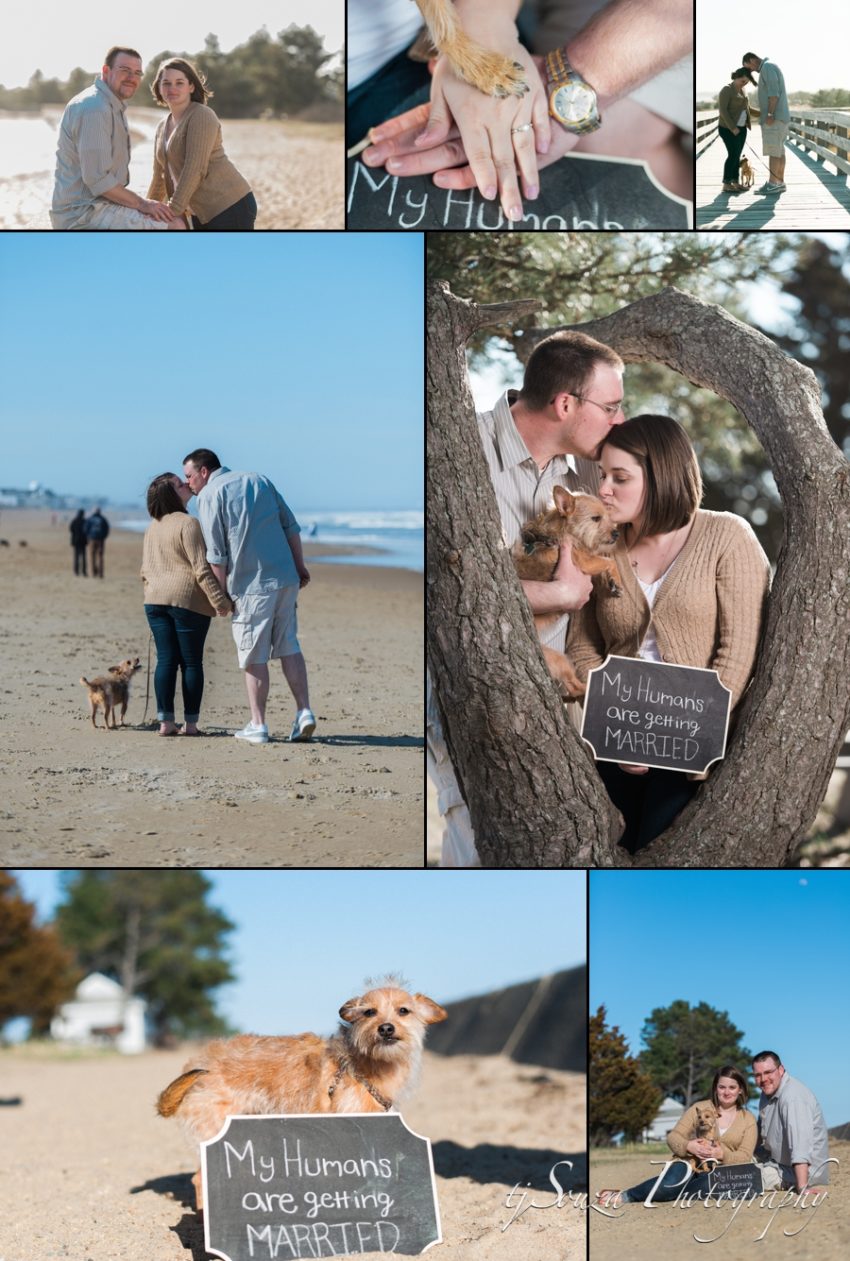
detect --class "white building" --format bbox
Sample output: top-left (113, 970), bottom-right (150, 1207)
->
top-left (643, 1096), bottom-right (684, 1141)
top-left (51, 972), bottom-right (147, 1054)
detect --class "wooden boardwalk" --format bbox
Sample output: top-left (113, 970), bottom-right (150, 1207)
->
top-left (697, 133), bottom-right (850, 229)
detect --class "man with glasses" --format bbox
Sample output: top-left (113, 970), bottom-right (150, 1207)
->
top-left (752, 1050), bottom-right (831, 1192)
top-left (51, 46), bottom-right (186, 230)
top-left (429, 329), bottom-right (626, 866)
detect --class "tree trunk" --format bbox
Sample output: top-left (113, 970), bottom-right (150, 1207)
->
top-left (427, 283), bottom-right (624, 866)
top-left (428, 283), bottom-right (850, 866)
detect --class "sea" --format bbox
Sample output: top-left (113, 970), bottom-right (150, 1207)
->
top-left (118, 509), bottom-right (423, 573)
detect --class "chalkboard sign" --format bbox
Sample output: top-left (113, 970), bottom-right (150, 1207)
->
top-left (202, 1114), bottom-right (441, 1260)
top-left (346, 152), bottom-right (691, 230)
top-left (706, 1164), bottom-right (764, 1197)
top-left (580, 655), bottom-right (732, 774)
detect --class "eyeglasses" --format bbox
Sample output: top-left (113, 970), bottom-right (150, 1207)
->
top-left (569, 393), bottom-right (625, 418)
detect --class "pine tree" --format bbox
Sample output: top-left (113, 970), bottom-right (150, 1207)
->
top-left (590, 1005), bottom-right (661, 1145)
top-left (639, 1000), bottom-right (752, 1105)
top-left (0, 872), bottom-right (78, 1035)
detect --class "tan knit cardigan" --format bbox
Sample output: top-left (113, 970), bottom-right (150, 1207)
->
top-left (566, 511), bottom-right (771, 707)
top-left (667, 1101), bottom-right (757, 1166)
top-left (147, 102), bottom-right (252, 223)
top-left (140, 513), bottom-right (232, 616)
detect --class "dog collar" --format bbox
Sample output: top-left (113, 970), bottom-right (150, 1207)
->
top-left (328, 1057), bottom-right (393, 1111)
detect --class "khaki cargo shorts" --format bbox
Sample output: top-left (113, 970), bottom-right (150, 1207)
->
top-left (761, 121), bottom-right (789, 157)
top-left (231, 586), bottom-right (301, 668)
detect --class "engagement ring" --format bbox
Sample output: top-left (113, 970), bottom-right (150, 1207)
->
top-left (510, 123), bottom-right (533, 134)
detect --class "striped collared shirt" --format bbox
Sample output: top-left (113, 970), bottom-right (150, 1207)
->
top-left (477, 390), bottom-right (600, 650)
top-left (51, 77), bottom-right (131, 229)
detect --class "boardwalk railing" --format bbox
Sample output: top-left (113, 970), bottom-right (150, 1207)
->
top-left (788, 109), bottom-right (850, 178)
top-left (696, 111), bottom-right (717, 157)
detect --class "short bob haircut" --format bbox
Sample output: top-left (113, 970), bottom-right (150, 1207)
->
top-left (710, 1065), bottom-right (750, 1110)
top-left (151, 57), bottom-right (212, 107)
top-left (147, 473), bottom-right (188, 521)
top-left (518, 330), bottom-right (624, 412)
top-left (603, 413), bottom-right (702, 542)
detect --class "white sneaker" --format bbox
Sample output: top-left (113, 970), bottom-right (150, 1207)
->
top-left (234, 721), bottom-right (269, 745)
top-left (289, 708), bottom-right (316, 742)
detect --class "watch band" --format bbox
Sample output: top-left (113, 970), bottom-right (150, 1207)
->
top-left (544, 48), bottom-right (602, 135)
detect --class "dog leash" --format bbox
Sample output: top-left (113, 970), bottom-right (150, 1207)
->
top-left (328, 1058), bottom-right (393, 1111)
top-left (141, 631), bottom-right (154, 724)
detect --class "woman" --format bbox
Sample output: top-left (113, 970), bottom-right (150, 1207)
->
top-left (141, 473), bottom-right (231, 736)
top-left (567, 415), bottom-right (771, 851)
top-left (148, 58), bottom-right (257, 230)
top-left (717, 69), bottom-right (753, 193)
top-left (596, 1066), bottom-right (757, 1207)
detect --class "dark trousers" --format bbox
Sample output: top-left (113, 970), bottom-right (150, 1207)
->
top-left (192, 191), bottom-right (257, 231)
top-left (144, 604), bottom-right (211, 722)
top-left (347, 49), bottom-right (431, 147)
top-left (624, 1160), bottom-right (713, 1204)
top-left (89, 539), bottom-right (105, 577)
top-left (72, 544), bottom-right (87, 575)
top-left (719, 125), bottom-right (748, 183)
top-left (597, 762), bottom-right (699, 855)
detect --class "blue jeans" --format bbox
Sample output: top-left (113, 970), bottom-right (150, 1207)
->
top-left (347, 49), bottom-right (431, 146)
top-left (192, 191), bottom-right (257, 231)
top-left (144, 605), bottom-right (211, 722)
top-left (624, 1160), bottom-right (712, 1203)
top-left (597, 762), bottom-right (698, 854)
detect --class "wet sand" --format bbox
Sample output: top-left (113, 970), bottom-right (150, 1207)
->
top-left (0, 511), bottom-right (422, 867)
top-left (0, 1044), bottom-right (585, 1261)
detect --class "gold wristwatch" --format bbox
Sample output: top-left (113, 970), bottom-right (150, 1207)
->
top-left (544, 48), bottom-right (602, 134)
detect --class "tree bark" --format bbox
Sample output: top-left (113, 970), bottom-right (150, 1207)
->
top-left (427, 282), bottom-right (625, 866)
top-left (428, 283), bottom-right (850, 866)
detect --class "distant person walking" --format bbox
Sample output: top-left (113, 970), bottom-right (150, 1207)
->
top-left (51, 46), bottom-right (187, 230)
top-left (69, 509), bottom-right (87, 575)
top-left (717, 69), bottom-right (753, 193)
top-left (148, 58), bottom-right (257, 231)
top-left (85, 507), bottom-right (110, 579)
top-left (183, 448), bottom-right (316, 744)
top-left (741, 52), bottom-right (789, 194)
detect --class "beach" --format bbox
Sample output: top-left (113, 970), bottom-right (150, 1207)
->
top-left (590, 1145), bottom-right (849, 1260)
top-left (0, 511), bottom-right (422, 867)
top-left (0, 1044), bottom-right (586, 1261)
top-left (0, 108), bottom-right (343, 229)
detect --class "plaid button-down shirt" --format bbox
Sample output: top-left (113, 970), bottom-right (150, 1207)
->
top-left (51, 77), bottom-right (131, 229)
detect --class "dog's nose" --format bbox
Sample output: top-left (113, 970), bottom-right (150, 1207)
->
top-left (379, 1023), bottom-right (395, 1038)
top-left (611, 528), bottom-right (619, 539)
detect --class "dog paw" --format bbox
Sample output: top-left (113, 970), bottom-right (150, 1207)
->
top-left (455, 49), bottom-right (530, 98)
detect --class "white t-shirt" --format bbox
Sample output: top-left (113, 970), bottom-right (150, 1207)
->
top-left (348, 0), bottom-right (423, 91)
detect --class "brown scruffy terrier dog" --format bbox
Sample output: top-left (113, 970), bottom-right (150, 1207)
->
top-left (79, 657), bottom-right (141, 729)
top-left (689, 1101), bottom-right (720, 1172)
top-left (739, 157), bottom-right (754, 189)
top-left (157, 980), bottom-right (447, 1212)
top-left (414, 0), bottom-right (530, 98)
top-left (512, 486), bottom-right (621, 699)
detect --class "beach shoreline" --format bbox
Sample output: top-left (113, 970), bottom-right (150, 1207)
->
top-left (0, 511), bottom-right (422, 867)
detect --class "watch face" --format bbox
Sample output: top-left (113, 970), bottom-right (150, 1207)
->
top-left (553, 82), bottom-right (594, 123)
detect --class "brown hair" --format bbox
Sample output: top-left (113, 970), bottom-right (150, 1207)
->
top-left (152, 58), bottom-right (211, 107)
top-left (147, 473), bottom-right (187, 521)
top-left (603, 414), bottom-right (702, 542)
top-left (752, 1050), bottom-right (782, 1068)
top-left (518, 331), bottom-right (624, 411)
top-left (183, 448), bottom-right (221, 472)
top-left (104, 47), bottom-right (142, 69)
top-left (710, 1065), bottom-right (750, 1110)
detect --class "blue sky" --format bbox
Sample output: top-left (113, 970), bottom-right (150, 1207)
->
top-left (0, 233), bottom-right (423, 510)
top-left (590, 871), bottom-right (850, 1126)
top-left (11, 869), bottom-right (586, 1036)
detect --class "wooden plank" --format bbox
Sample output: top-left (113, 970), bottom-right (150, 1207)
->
top-left (697, 134), bottom-right (850, 228)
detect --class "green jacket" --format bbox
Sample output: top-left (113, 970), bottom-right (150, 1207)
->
top-left (718, 84), bottom-right (752, 132)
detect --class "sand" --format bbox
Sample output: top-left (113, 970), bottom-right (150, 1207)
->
top-left (0, 1044), bottom-right (586, 1261)
top-left (0, 511), bottom-right (422, 867)
top-left (0, 108), bottom-right (343, 230)
top-left (590, 1145), bottom-right (849, 1260)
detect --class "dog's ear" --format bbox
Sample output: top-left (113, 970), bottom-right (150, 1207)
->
top-left (412, 994), bottom-right (448, 1024)
top-left (108, 665), bottom-right (120, 675)
top-left (552, 485), bottom-right (575, 516)
top-left (339, 997), bottom-right (365, 1024)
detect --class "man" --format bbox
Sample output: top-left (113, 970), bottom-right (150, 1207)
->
top-left (69, 509), bottom-right (87, 576)
top-left (85, 506), bottom-right (110, 579)
top-left (428, 331), bottom-right (626, 866)
top-left (741, 53), bottom-right (789, 195)
top-left (752, 1050), bottom-right (831, 1191)
top-left (51, 46), bottom-right (186, 230)
top-left (183, 448), bottom-right (316, 744)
